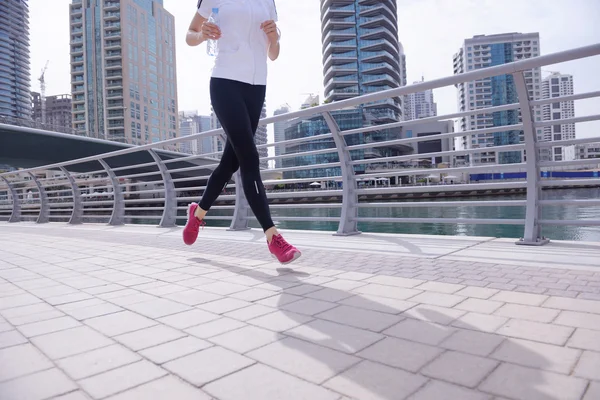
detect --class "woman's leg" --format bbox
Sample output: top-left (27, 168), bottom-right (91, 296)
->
top-left (196, 141), bottom-right (238, 218)
top-left (210, 78), bottom-right (275, 232)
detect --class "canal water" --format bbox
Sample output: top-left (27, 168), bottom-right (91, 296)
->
top-left (254, 188), bottom-right (600, 241)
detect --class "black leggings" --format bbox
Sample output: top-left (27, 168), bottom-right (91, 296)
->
top-left (199, 78), bottom-right (275, 232)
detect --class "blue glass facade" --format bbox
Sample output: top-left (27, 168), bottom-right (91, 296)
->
top-left (0, 0), bottom-right (31, 119)
top-left (489, 43), bottom-right (521, 164)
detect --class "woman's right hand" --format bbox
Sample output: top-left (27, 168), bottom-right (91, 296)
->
top-left (201, 22), bottom-right (221, 40)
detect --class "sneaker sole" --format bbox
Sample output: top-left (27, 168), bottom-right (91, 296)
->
top-left (271, 250), bottom-right (302, 265)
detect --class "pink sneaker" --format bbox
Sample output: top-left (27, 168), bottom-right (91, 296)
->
top-left (268, 234), bottom-right (301, 264)
top-left (183, 203), bottom-right (205, 245)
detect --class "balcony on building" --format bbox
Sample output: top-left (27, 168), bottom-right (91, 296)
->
top-left (322, 3), bottom-right (355, 21)
top-left (358, 2), bottom-right (396, 22)
top-left (106, 89), bottom-right (123, 99)
top-left (323, 39), bottom-right (357, 58)
top-left (322, 28), bottom-right (356, 47)
top-left (324, 63), bottom-right (358, 81)
top-left (105, 40), bottom-right (122, 50)
top-left (106, 100), bottom-right (124, 109)
top-left (72, 94), bottom-right (85, 104)
top-left (359, 14), bottom-right (396, 32)
top-left (323, 51), bottom-right (358, 69)
top-left (105, 60), bottom-right (122, 70)
top-left (322, 16), bottom-right (356, 34)
top-left (104, 22), bottom-right (120, 30)
top-left (105, 50), bottom-right (122, 60)
top-left (71, 45), bottom-right (84, 56)
top-left (104, 1), bottom-right (119, 11)
top-left (361, 50), bottom-right (396, 63)
top-left (71, 17), bottom-right (83, 26)
top-left (104, 11), bottom-right (120, 21)
top-left (73, 105), bottom-right (85, 114)
top-left (106, 79), bottom-right (123, 89)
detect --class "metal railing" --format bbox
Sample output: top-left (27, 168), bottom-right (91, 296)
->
top-left (2, 43), bottom-right (600, 245)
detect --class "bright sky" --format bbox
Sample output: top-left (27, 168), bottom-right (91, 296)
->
top-left (29, 0), bottom-right (600, 140)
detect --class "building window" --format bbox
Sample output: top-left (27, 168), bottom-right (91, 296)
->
top-left (554, 134), bottom-right (561, 141)
top-left (561, 77), bottom-right (569, 81)
top-left (551, 86), bottom-right (560, 93)
top-left (553, 113), bottom-right (561, 120)
top-left (551, 78), bottom-right (559, 85)
top-left (554, 148), bottom-right (562, 155)
top-left (406, 130), bottom-right (412, 138)
top-left (553, 125), bottom-right (561, 133)
top-left (552, 102), bottom-right (560, 109)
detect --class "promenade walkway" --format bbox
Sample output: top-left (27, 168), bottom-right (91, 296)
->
top-left (0, 223), bottom-right (599, 400)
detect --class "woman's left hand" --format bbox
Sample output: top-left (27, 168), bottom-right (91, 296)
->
top-left (261, 20), bottom-right (279, 44)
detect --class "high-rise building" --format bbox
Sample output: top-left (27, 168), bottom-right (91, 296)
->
top-left (0, 0), bottom-right (31, 119)
top-left (540, 72), bottom-right (575, 162)
top-left (179, 111), bottom-right (213, 155)
top-left (273, 104), bottom-right (291, 169)
top-left (256, 102), bottom-right (268, 169)
top-left (404, 77), bottom-right (437, 121)
top-left (320, 0), bottom-right (408, 160)
top-left (32, 93), bottom-right (72, 132)
top-left (69, 0), bottom-right (179, 146)
top-left (453, 33), bottom-right (541, 165)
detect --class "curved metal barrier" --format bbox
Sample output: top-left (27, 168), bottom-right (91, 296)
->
top-left (1, 43), bottom-right (600, 245)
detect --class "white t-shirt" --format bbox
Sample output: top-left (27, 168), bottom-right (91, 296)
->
top-left (197, 0), bottom-right (278, 86)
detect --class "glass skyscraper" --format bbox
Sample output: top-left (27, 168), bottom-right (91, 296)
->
top-left (0, 0), bottom-right (31, 119)
top-left (70, 0), bottom-right (179, 146)
top-left (320, 0), bottom-right (409, 161)
top-left (454, 33), bottom-right (541, 165)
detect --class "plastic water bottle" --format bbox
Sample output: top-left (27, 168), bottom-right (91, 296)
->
top-left (206, 8), bottom-right (219, 57)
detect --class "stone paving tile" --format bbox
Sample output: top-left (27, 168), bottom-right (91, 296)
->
top-left (490, 338), bottom-right (581, 374)
top-left (78, 360), bottom-right (168, 399)
top-left (249, 310), bottom-right (313, 332)
top-left (106, 375), bottom-right (212, 400)
top-left (496, 319), bottom-right (574, 346)
top-left (54, 391), bottom-right (93, 400)
top-left (139, 336), bottom-right (212, 364)
top-left (0, 368), bottom-right (77, 400)
top-left (161, 289), bottom-right (222, 306)
top-left (163, 345), bottom-right (254, 387)
top-left (494, 303), bottom-right (560, 323)
top-left (286, 319), bottom-right (383, 354)
top-left (113, 324), bottom-right (186, 351)
top-left (402, 304), bottom-right (465, 325)
top-left (0, 343), bottom-right (54, 382)
top-left (357, 336), bottom-right (442, 372)
top-left (185, 317), bottom-right (246, 339)
top-left (567, 328), bottom-right (600, 352)
top-left (316, 305), bottom-right (403, 332)
top-left (383, 318), bottom-right (454, 346)
top-left (573, 350), bottom-right (600, 381)
top-left (409, 291), bottom-right (465, 308)
top-left (408, 380), bottom-right (492, 400)
top-left (157, 308), bottom-right (220, 330)
top-left (554, 310), bottom-right (600, 330)
top-left (31, 325), bottom-right (114, 360)
top-left (543, 296), bottom-right (600, 314)
top-left (83, 310), bottom-right (157, 337)
top-left (479, 363), bottom-right (588, 400)
top-left (456, 298), bottom-right (504, 314)
top-left (205, 363), bottom-right (339, 400)
top-left (584, 382), bottom-right (600, 400)
top-left (247, 337), bottom-right (360, 384)
top-left (124, 298), bottom-right (191, 319)
top-left (56, 343), bottom-right (141, 380)
top-left (452, 312), bottom-right (508, 333)
top-left (324, 360), bottom-right (428, 400)
top-left (422, 350), bottom-right (498, 388)
top-left (209, 325), bottom-right (280, 353)
top-left (0, 329), bottom-right (28, 349)
top-left (339, 294), bottom-right (416, 315)
top-left (440, 329), bottom-right (505, 357)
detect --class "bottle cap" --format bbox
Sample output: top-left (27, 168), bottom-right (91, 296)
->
top-left (212, 7), bottom-right (219, 13)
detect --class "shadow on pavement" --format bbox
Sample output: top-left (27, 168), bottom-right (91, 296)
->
top-left (187, 258), bottom-right (566, 400)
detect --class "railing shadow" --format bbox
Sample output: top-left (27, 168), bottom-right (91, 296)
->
top-left (189, 258), bottom-right (563, 399)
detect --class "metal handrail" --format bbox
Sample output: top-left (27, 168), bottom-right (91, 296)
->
top-left (1, 43), bottom-right (600, 242)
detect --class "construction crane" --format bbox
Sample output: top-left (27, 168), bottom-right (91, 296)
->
top-left (38, 60), bottom-right (49, 124)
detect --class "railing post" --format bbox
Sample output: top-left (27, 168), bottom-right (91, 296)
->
top-left (513, 71), bottom-right (549, 246)
top-left (1, 176), bottom-right (21, 223)
top-left (28, 172), bottom-right (49, 224)
top-left (323, 112), bottom-right (360, 236)
top-left (229, 170), bottom-right (250, 231)
top-left (148, 150), bottom-right (177, 228)
top-left (227, 130), bottom-right (250, 231)
top-left (99, 159), bottom-right (125, 226)
top-left (59, 167), bottom-right (83, 224)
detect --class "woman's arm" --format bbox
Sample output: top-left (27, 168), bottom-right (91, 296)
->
top-left (186, 12), bottom-right (221, 47)
top-left (261, 20), bottom-right (280, 61)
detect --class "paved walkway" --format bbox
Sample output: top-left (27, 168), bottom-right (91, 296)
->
top-left (0, 223), bottom-right (599, 400)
